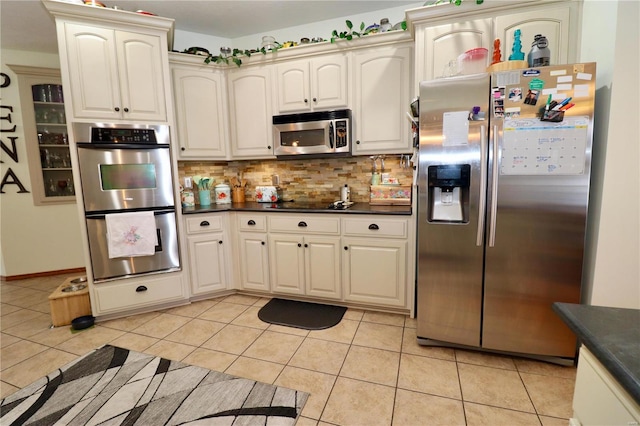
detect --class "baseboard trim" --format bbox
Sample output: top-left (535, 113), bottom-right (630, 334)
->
top-left (1, 267), bottom-right (86, 282)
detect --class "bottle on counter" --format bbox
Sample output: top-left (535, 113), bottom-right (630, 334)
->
top-left (340, 184), bottom-right (351, 202)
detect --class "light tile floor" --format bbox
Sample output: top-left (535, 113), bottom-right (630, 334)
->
top-left (1, 273), bottom-right (577, 425)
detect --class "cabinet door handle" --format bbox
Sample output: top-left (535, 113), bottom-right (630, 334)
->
top-left (200, 221), bottom-right (210, 227)
top-left (312, 97), bottom-right (317, 102)
top-left (344, 246), bottom-right (348, 250)
top-left (297, 243), bottom-right (302, 247)
top-left (298, 221), bottom-right (307, 227)
top-left (267, 145), bottom-right (272, 150)
top-left (304, 98), bottom-right (308, 103)
top-left (114, 107), bottom-right (120, 112)
top-left (219, 240), bottom-right (223, 244)
top-left (181, 147), bottom-right (186, 151)
top-left (368, 224), bottom-right (379, 230)
top-left (124, 107), bottom-right (129, 112)
top-left (304, 243), bottom-right (308, 248)
top-left (135, 285), bottom-right (147, 292)
top-left (356, 140), bottom-right (361, 144)
top-left (261, 241), bottom-right (265, 245)
top-left (248, 220), bottom-right (256, 225)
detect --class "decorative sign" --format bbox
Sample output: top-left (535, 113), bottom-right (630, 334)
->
top-left (0, 70), bottom-right (30, 194)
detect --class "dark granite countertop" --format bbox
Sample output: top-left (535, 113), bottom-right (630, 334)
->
top-left (553, 302), bottom-right (640, 404)
top-left (182, 201), bottom-right (412, 216)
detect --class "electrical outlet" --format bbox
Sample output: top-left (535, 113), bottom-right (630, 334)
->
top-left (184, 177), bottom-right (192, 188)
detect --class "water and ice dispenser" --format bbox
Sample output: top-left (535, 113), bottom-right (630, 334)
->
top-left (427, 164), bottom-right (470, 223)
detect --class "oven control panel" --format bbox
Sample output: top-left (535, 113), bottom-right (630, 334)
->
top-left (91, 128), bottom-right (157, 144)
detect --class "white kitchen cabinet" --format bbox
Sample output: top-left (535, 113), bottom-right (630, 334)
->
top-left (572, 346), bottom-right (640, 425)
top-left (269, 234), bottom-right (341, 299)
top-left (342, 217), bottom-right (409, 308)
top-left (236, 214), bottom-right (270, 292)
top-left (407, 0), bottom-right (580, 95)
top-left (495, 5), bottom-right (576, 67)
top-left (268, 215), bottom-right (342, 299)
top-left (171, 60), bottom-right (228, 159)
top-left (61, 23), bottom-right (168, 122)
top-left (227, 66), bottom-right (275, 159)
top-left (415, 18), bottom-right (493, 83)
top-left (184, 214), bottom-right (230, 296)
top-left (275, 54), bottom-right (349, 113)
top-left (352, 44), bottom-right (413, 155)
top-left (92, 273), bottom-right (187, 315)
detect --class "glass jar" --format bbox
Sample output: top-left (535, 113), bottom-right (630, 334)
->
top-left (261, 36), bottom-right (276, 50)
top-left (379, 18), bottom-right (392, 32)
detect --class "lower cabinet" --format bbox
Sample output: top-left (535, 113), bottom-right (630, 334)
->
top-left (269, 233), bottom-right (341, 299)
top-left (342, 238), bottom-right (406, 307)
top-left (184, 214), bottom-right (230, 296)
top-left (237, 213), bottom-right (270, 292)
top-left (92, 272), bottom-right (187, 315)
top-left (342, 216), bottom-right (409, 308)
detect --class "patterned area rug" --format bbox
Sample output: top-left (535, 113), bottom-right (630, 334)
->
top-left (0, 345), bottom-right (308, 425)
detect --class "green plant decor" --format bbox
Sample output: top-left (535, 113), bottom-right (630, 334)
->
top-left (200, 18), bottom-right (408, 67)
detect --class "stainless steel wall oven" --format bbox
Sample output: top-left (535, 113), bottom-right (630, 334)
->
top-left (74, 123), bottom-right (180, 282)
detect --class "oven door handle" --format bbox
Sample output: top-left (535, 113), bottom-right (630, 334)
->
top-left (85, 207), bottom-right (176, 219)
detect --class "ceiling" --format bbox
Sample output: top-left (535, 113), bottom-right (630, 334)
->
top-left (1, 0), bottom-right (419, 54)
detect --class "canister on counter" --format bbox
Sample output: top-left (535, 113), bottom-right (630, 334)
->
top-left (214, 183), bottom-right (231, 204)
top-left (181, 190), bottom-right (195, 207)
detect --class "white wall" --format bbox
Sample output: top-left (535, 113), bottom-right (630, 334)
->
top-left (173, 3), bottom-right (422, 57)
top-left (0, 49), bottom-right (85, 277)
top-left (580, 0), bottom-right (640, 308)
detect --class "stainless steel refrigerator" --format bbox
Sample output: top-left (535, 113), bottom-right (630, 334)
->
top-left (416, 63), bottom-right (596, 364)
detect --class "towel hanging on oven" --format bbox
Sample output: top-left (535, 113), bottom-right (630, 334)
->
top-left (105, 211), bottom-right (158, 259)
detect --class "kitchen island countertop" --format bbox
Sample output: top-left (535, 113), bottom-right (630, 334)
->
top-left (552, 302), bottom-right (640, 404)
top-left (182, 201), bottom-right (412, 216)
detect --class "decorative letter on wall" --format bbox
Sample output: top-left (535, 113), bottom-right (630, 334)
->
top-left (0, 70), bottom-right (30, 195)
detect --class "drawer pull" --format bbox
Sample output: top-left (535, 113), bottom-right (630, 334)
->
top-left (248, 220), bottom-right (256, 225)
top-left (200, 220), bottom-right (210, 227)
top-left (298, 221), bottom-right (307, 227)
top-left (135, 286), bottom-right (148, 292)
top-left (368, 224), bottom-right (380, 230)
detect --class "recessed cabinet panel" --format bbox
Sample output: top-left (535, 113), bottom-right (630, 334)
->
top-left (116, 32), bottom-right (167, 121)
top-left (228, 67), bottom-right (274, 158)
top-left (353, 45), bottom-right (413, 155)
top-left (313, 59), bottom-right (349, 110)
top-left (269, 234), bottom-right (306, 295)
top-left (187, 233), bottom-right (228, 295)
top-left (420, 19), bottom-right (493, 83)
top-left (495, 7), bottom-right (572, 66)
top-left (64, 23), bottom-right (120, 120)
top-left (172, 67), bottom-right (227, 159)
top-left (238, 233), bottom-right (270, 292)
top-left (305, 236), bottom-right (341, 299)
top-left (343, 238), bottom-right (406, 307)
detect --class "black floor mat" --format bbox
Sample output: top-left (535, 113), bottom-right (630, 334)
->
top-left (258, 298), bottom-right (347, 330)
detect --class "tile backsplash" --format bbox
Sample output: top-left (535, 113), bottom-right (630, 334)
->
top-left (178, 155), bottom-right (414, 203)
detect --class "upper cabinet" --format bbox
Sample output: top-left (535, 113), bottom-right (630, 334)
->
top-left (170, 56), bottom-right (229, 159)
top-left (407, 0), bottom-right (581, 95)
top-left (417, 19), bottom-right (493, 82)
top-left (352, 43), bottom-right (413, 155)
top-left (275, 54), bottom-right (349, 114)
top-left (62, 24), bottom-right (167, 122)
top-left (45, 1), bottom-right (174, 123)
top-left (227, 66), bottom-right (275, 159)
top-left (495, 5), bottom-right (575, 68)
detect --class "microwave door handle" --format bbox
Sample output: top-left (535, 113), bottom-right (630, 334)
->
top-left (329, 121), bottom-right (334, 149)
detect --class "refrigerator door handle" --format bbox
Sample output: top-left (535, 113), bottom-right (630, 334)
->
top-left (477, 125), bottom-right (487, 247)
top-left (488, 125), bottom-right (499, 247)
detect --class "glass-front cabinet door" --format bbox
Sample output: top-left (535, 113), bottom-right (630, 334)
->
top-left (10, 65), bottom-right (76, 205)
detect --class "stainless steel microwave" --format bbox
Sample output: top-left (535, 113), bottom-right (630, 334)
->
top-left (272, 109), bottom-right (352, 158)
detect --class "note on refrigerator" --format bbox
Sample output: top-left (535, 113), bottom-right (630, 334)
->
top-left (442, 111), bottom-right (470, 146)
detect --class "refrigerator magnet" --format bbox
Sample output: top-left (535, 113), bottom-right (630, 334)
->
top-left (508, 87), bottom-right (522, 102)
